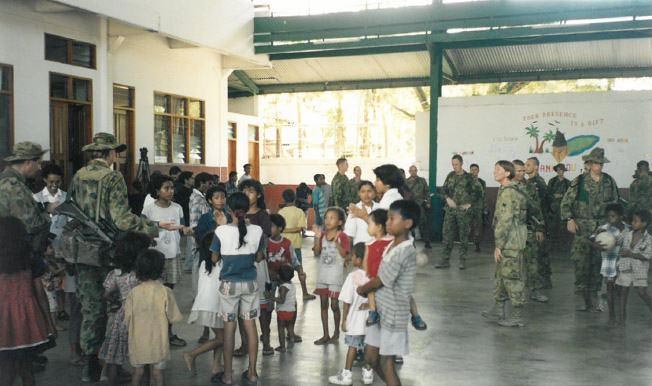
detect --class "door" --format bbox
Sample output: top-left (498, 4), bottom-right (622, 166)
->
top-left (114, 109), bottom-right (134, 184)
top-left (247, 125), bottom-right (260, 180)
top-left (228, 121), bottom-right (237, 173)
top-left (50, 102), bottom-right (91, 184)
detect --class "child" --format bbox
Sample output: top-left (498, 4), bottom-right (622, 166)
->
top-left (312, 174), bottom-right (332, 227)
top-left (615, 209), bottom-right (652, 325)
top-left (141, 174), bottom-right (191, 347)
top-left (273, 265), bottom-right (297, 353)
top-left (362, 209), bottom-right (394, 327)
top-left (278, 189), bottom-right (315, 301)
top-left (0, 216), bottom-right (55, 386)
top-left (312, 207), bottom-right (351, 345)
top-left (184, 232), bottom-right (225, 379)
top-left (210, 192), bottom-right (264, 386)
top-left (261, 214), bottom-right (304, 355)
top-left (590, 203), bottom-right (627, 325)
top-left (357, 200), bottom-right (421, 386)
top-left (344, 180), bottom-right (378, 245)
top-left (329, 243), bottom-right (372, 386)
top-left (124, 249), bottom-right (183, 386)
top-left (99, 232), bottom-right (152, 386)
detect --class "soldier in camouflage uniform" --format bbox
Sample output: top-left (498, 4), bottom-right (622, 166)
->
top-left (349, 165), bottom-right (362, 204)
top-left (0, 142), bottom-right (52, 260)
top-left (330, 157), bottom-right (356, 211)
top-left (628, 161), bottom-right (652, 227)
top-left (546, 163), bottom-right (570, 246)
top-left (437, 155), bottom-right (481, 270)
top-left (513, 160), bottom-right (548, 303)
top-left (482, 160), bottom-right (527, 327)
top-left (406, 165), bottom-right (432, 249)
top-left (69, 133), bottom-right (161, 381)
top-left (525, 157), bottom-right (553, 290)
top-left (561, 148), bottom-right (619, 312)
top-left (469, 163), bottom-right (486, 252)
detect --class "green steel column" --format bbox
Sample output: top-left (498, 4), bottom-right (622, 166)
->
top-left (429, 44), bottom-right (444, 241)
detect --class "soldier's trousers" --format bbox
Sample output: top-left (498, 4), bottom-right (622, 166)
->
top-left (524, 233), bottom-right (541, 290)
top-left (570, 224), bottom-right (601, 293)
top-left (470, 208), bottom-right (483, 244)
top-left (418, 204), bottom-right (431, 242)
top-left (494, 252), bottom-right (525, 307)
top-left (77, 265), bottom-right (108, 356)
top-left (442, 207), bottom-right (471, 259)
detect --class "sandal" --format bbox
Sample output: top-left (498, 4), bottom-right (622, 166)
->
top-left (287, 334), bottom-right (303, 343)
top-left (262, 346), bottom-right (274, 356)
top-left (233, 347), bottom-right (247, 357)
top-left (313, 336), bottom-right (329, 345)
top-left (210, 372), bottom-right (230, 385)
top-left (241, 370), bottom-right (258, 386)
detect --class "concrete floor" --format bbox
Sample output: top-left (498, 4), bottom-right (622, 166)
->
top-left (34, 238), bottom-right (652, 386)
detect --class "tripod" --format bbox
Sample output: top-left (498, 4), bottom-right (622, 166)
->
top-left (135, 147), bottom-right (151, 194)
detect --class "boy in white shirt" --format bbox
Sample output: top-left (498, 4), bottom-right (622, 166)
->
top-left (329, 243), bottom-right (372, 385)
top-left (344, 181), bottom-right (378, 246)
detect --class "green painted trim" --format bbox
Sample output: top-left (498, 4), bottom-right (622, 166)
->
top-left (255, 34), bottom-right (429, 54)
top-left (233, 70), bottom-right (259, 95)
top-left (268, 44), bottom-right (427, 60)
top-left (249, 77), bottom-right (431, 94)
top-left (454, 67), bottom-right (652, 84)
top-left (429, 44), bottom-right (444, 241)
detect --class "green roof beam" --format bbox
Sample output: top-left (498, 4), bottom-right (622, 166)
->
top-left (243, 77), bottom-right (432, 95)
top-left (233, 70), bottom-right (259, 95)
top-left (453, 67), bottom-right (652, 84)
top-left (268, 44), bottom-right (426, 60)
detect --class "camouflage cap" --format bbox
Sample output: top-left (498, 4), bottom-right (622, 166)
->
top-left (553, 163), bottom-right (567, 172)
top-left (81, 132), bottom-right (127, 153)
top-left (582, 147), bottom-right (609, 164)
top-left (3, 141), bottom-right (48, 162)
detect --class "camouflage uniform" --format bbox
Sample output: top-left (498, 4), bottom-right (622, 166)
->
top-left (349, 177), bottom-right (361, 203)
top-left (440, 171), bottom-right (481, 263)
top-left (331, 172), bottom-right (356, 210)
top-left (526, 174), bottom-right (551, 287)
top-left (546, 175), bottom-right (570, 240)
top-left (493, 182), bottom-right (528, 308)
top-left (628, 172), bottom-right (652, 221)
top-left (517, 181), bottom-right (545, 293)
top-left (470, 177), bottom-right (486, 247)
top-left (406, 175), bottom-right (431, 243)
top-left (70, 134), bottom-right (158, 356)
top-left (560, 171), bottom-right (619, 295)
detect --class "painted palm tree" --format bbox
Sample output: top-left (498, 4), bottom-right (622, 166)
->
top-left (536, 130), bottom-right (556, 153)
top-left (525, 122), bottom-right (540, 153)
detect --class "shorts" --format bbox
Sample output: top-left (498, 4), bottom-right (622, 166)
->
top-left (294, 248), bottom-right (303, 264)
top-left (364, 324), bottom-right (409, 357)
top-left (314, 283), bottom-right (341, 299)
top-left (615, 272), bottom-right (648, 288)
top-left (162, 257), bottom-right (181, 285)
top-left (132, 361), bottom-right (167, 370)
top-left (277, 311), bottom-right (296, 321)
top-left (345, 334), bottom-right (365, 350)
top-left (218, 280), bottom-right (260, 322)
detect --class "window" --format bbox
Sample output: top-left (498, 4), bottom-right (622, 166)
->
top-left (45, 34), bottom-right (96, 69)
top-left (113, 84), bottom-right (135, 182)
top-left (0, 64), bottom-right (13, 159)
top-left (153, 92), bottom-right (205, 164)
top-left (49, 73), bottom-right (92, 102)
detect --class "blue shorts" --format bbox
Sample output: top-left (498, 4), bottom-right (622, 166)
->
top-left (294, 248), bottom-right (302, 264)
top-left (345, 334), bottom-right (365, 350)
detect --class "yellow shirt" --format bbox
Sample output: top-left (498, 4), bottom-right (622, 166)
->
top-left (279, 205), bottom-right (307, 249)
top-left (124, 280), bottom-right (183, 365)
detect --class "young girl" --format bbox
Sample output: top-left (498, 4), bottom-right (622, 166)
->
top-left (210, 192), bottom-right (264, 386)
top-left (99, 232), bottom-right (152, 386)
top-left (312, 207), bottom-right (350, 345)
top-left (615, 209), bottom-right (652, 325)
top-left (184, 232), bottom-right (225, 379)
top-left (125, 249), bottom-right (183, 386)
top-left (273, 265), bottom-right (297, 353)
top-left (344, 180), bottom-right (378, 246)
top-left (0, 217), bottom-right (55, 386)
top-left (142, 174), bottom-right (191, 347)
top-left (362, 209), bottom-right (394, 326)
top-left (590, 203), bottom-right (627, 325)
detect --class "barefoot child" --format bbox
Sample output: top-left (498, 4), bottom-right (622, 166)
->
top-left (273, 265), bottom-right (297, 353)
top-left (125, 249), bottom-right (183, 386)
top-left (313, 207), bottom-right (351, 345)
top-left (329, 243), bottom-right (372, 385)
top-left (357, 200), bottom-right (421, 386)
top-left (615, 209), bottom-right (652, 325)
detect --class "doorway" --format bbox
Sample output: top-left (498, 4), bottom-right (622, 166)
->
top-left (228, 121), bottom-right (237, 174)
top-left (248, 124), bottom-right (260, 180)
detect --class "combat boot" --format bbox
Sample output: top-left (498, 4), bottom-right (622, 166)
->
top-left (530, 289), bottom-right (549, 303)
top-left (576, 289), bottom-right (592, 311)
top-left (481, 301), bottom-right (504, 322)
top-left (81, 355), bottom-right (101, 382)
top-left (458, 258), bottom-right (466, 270)
top-left (498, 307), bottom-right (525, 327)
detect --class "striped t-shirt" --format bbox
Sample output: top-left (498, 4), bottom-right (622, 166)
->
top-left (376, 239), bottom-right (417, 332)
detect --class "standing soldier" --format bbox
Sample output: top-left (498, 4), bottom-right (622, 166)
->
top-left (628, 160), bottom-right (652, 224)
top-left (513, 160), bottom-right (548, 303)
top-left (349, 165), bottom-right (362, 203)
top-left (69, 133), bottom-right (168, 381)
top-left (0, 142), bottom-right (52, 265)
top-left (525, 157), bottom-right (552, 289)
top-left (469, 163), bottom-right (486, 252)
top-left (437, 155), bottom-right (481, 270)
top-left (561, 148), bottom-right (619, 312)
top-left (406, 165), bottom-right (432, 249)
top-left (546, 163), bottom-right (570, 246)
top-left (331, 157), bottom-right (356, 211)
top-left (482, 160), bottom-right (527, 327)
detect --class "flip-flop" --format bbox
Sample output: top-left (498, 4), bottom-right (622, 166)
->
top-left (210, 372), bottom-right (230, 385)
top-left (313, 337), bottom-right (329, 345)
top-left (233, 347), bottom-right (247, 357)
top-left (262, 346), bottom-right (274, 356)
top-left (241, 370), bottom-right (258, 386)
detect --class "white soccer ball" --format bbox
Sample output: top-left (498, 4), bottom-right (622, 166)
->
top-left (595, 232), bottom-right (616, 250)
top-left (416, 252), bottom-right (429, 267)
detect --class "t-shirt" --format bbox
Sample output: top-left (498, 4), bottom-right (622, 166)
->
top-left (142, 202), bottom-right (183, 259)
top-left (596, 222), bottom-right (627, 260)
top-left (279, 206), bottom-right (306, 248)
top-left (339, 268), bottom-right (369, 336)
top-left (376, 239), bottom-right (417, 332)
top-left (267, 237), bottom-right (299, 280)
top-left (344, 201), bottom-right (378, 245)
top-left (316, 232), bottom-right (351, 285)
top-left (276, 282), bottom-right (297, 312)
top-left (378, 188), bottom-right (403, 210)
top-left (210, 223), bottom-right (263, 282)
top-left (366, 236), bottom-right (394, 278)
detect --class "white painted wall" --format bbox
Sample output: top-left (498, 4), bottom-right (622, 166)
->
top-left (228, 96), bottom-right (259, 116)
top-left (226, 112), bottom-right (263, 174)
